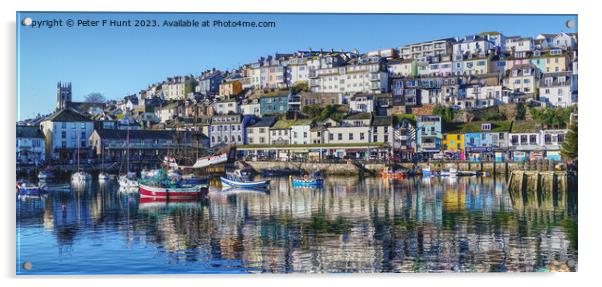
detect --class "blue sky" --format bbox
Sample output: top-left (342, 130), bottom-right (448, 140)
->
top-left (16, 12), bottom-right (577, 120)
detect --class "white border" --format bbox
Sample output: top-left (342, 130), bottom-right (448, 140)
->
top-left (2, 1), bottom-right (599, 287)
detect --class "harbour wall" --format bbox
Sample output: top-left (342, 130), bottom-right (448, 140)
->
top-left (242, 160), bottom-right (533, 176)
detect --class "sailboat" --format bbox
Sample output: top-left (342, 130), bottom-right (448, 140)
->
top-left (71, 132), bottom-right (92, 184)
top-left (118, 127), bottom-right (138, 192)
top-left (98, 147), bottom-right (110, 182)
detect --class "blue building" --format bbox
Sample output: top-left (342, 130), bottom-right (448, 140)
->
top-left (259, 90), bottom-right (290, 116)
top-left (464, 123), bottom-right (510, 162)
top-left (416, 115), bottom-right (442, 155)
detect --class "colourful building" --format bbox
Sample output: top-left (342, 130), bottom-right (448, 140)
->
top-left (442, 133), bottom-right (465, 152)
top-left (219, 80), bottom-right (243, 97)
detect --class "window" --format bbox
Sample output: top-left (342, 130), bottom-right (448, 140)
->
top-left (329, 134), bottom-right (334, 141)
top-left (384, 135), bottom-right (389, 142)
top-left (360, 133), bottom-right (365, 140)
top-left (529, 134), bottom-right (537, 144)
top-left (520, 135), bottom-right (527, 144)
top-left (338, 133), bottom-right (342, 141)
top-left (373, 135), bottom-right (378, 142)
top-left (511, 135), bottom-right (519, 145)
top-left (349, 133), bottom-right (354, 140)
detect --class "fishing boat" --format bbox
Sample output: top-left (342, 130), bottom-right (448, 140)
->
top-left (291, 172), bottom-right (324, 188)
top-left (220, 170), bottom-right (270, 189)
top-left (17, 182), bottom-right (44, 195)
top-left (139, 169), bottom-right (208, 199)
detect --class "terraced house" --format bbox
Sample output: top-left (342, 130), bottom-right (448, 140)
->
top-left (209, 114), bottom-right (256, 147)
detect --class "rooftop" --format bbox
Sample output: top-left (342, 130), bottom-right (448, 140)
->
top-left (16, 125), bottom-right (45, 138)
top-left (44, 108), bottom-right (92, 122)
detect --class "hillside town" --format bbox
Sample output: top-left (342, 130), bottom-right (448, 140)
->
top-left (16, 31), bottom-right (578, 168)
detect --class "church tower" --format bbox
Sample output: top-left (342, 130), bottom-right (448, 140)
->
top-left (56, 82), bottom-right (72, 110)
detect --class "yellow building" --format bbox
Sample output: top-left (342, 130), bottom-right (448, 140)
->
top-left (442, 133), bottom-right (465, 152)
top-left (219, 80), bottom-right (243, 97)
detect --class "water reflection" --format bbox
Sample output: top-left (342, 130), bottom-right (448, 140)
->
top-left (16, 176), bottom-right (577, 274)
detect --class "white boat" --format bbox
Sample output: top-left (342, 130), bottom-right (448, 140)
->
top-left (440, 167), bottom-right (458, 177)
top-left (118, 173), bottom-right (139, 193)
top-left (38, 170), bottom-right (54, 181)
top-left (422, 166), bottom-right (432, 177)
top-left (71, 171), bottom-right (92, 183)
top-left (71, 133), bottom-right (91, 184)
top-left (98, 172), bottom-right (110, 182)
top-left (220, 170), bottom-right (270, 189)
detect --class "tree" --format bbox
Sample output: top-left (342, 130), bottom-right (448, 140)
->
top-left (85, 92), bottom-right (106, 103)
top-left (433, 105), bottom-right (455, 123)
top-left (515, 103), bottom-right (526, 120)
top-left (291, 81), bottom-right (309, 94)
top-left (561, 121), bottom-right (578, 161)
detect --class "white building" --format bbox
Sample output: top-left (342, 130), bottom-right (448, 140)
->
top-left (453, 35), bottom-right (495, 57)
top-left (240, 100), bottom-right (262, 117)
top-left (40, 109), bottom-right (94, 160)
top-left (290, 119), bottom-right (314, 145)
top-left (349, 94), bottom-right (375, 113)
top-left (539, 72), bottom-right (576, 107)
top-left (399, 38), bottom-right (455, 60)
top-left (310, 59), bottom-right (389, 94)
top-left (505, 36), bottom-right (534, 52)
top-left (16, 125), bottom-right (46, 165)
top-left (213, 99), bottom-right (240, 115)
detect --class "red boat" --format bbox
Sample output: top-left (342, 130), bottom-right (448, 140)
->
top-left (138, 183), bottom-right (207, 199)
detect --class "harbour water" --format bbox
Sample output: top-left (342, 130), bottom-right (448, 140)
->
top-left (16, 176), bottom-right (577, 274)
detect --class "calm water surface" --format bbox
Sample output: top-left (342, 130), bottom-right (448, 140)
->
top-left (16, 176), bottom-right (577, 274)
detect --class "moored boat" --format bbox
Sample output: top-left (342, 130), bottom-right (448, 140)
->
top-left (220, 170), bottom-right (270, 189)
top-left (118, 173), bottom-right (139, 193)
top-left (98, 172), bottom-right (110, 182)
top-left (291, 172), bottom-right (324, 188)
top-left (38, 170), bottom-right (54, 181)
top-left (381, 168), bottom-right (406, 179)
top-left (440, 167), bottom-right (458, 177)
top-left (138, 183), bottom-right (207, 199)
top-left (422, 166), bottom-right (432, 177)
top-left (17, 182), bottom-right (44, 195)
top-left (71, 171), bottom-right (92, 183)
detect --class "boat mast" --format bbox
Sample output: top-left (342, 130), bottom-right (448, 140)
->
top-left (76, 132), bottom-right (80, 172)
top-left (126, 127), bottom-right (130, 173)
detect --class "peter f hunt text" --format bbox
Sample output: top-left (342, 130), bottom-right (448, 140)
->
top-left (27, 18), bottom-right (276, 28)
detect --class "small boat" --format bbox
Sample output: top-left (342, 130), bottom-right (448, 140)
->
top-left (17, 182), bottom-right (44, 195)
top-left (118, 172), bottom-right (139, 193)
top-left (98, 172), bottom-right (110, 182)
top-left (457, 170), bottom-right (479, 176)
top-left (138, 168), bottom-right (208, 198)
top-left (220, 170), bottom-right (270, 189)
top-left (71, 171), bottom-right (92, 183)
top-left (291, 172), bottom-right (324, 188)
top-left (139, 183), bottom-right (207, 199)
top-left (40, 183), bottom-right (71, 191)
top-left (422, 166), bottom-right (432, 177)
top-left (381, 168), bottom-right (406, 179)
top-left (440, 168), bottom-right (458, 177)
top-left (38, 170), bottom-right (54, 181)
